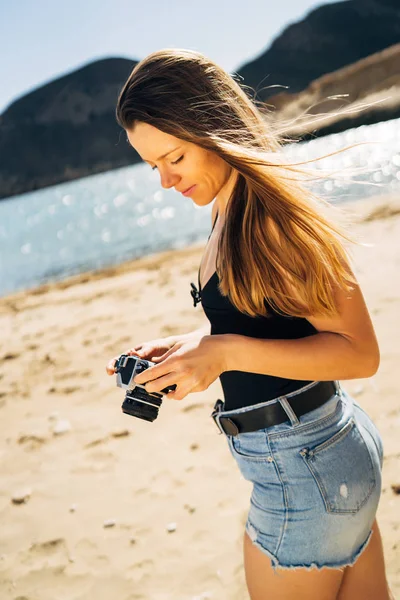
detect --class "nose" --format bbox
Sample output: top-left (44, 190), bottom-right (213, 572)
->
top-left (159, 168), bottom-right (180, 190)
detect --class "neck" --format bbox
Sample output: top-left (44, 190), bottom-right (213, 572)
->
top-left (215, 169), bottom-right (239, 215)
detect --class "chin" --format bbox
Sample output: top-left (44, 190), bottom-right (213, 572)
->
top-left (191, 193), bottom-right (214, 207)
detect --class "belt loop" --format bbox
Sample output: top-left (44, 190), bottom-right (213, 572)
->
top-left (279, 397), bottom-right (300, 427)
top-left (334, 380), bottom-right (342, 397)
top-left (211, 399), bottom-right (224, 435)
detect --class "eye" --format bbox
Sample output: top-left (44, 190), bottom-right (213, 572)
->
top-left (151, 156), bottom-right (184, 171)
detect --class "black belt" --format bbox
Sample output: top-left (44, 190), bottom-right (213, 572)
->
top-left (211, 381), bottom-right (338, 436)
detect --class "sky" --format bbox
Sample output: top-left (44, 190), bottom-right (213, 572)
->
top-left (0, 0), bottom-right (340, 114)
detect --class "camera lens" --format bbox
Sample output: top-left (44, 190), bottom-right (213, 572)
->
top-left (122, 388), bottom-right (162, 422)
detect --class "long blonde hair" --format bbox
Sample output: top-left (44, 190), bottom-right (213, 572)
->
top-left (116, 48), bottom-right (363, 318)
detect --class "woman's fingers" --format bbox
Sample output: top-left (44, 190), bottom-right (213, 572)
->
top-left (125, 346), bottom-right (142, 355)
top-left (164, 381), bottom-right (196, 401)
top-left (106, 356), bottom-right (119, 375)
top-left (151, 353), bottom-right (167, 362)
top-left (151, 345), bottom-right (179, 363)
top-left (106, 341), bottom-right (169, 377)
top-left (144, 372), bottom-right (179, 395)
top-left (126, 346), bottom-right (154, 358)
top-left (106, 347), bottom-right (151, 376)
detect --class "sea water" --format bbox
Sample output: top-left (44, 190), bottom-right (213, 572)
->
top-left (0, 118), bottom-right (399, 297)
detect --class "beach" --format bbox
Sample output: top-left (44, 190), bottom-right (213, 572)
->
top-left (0, 192), bottom-right (399, 599)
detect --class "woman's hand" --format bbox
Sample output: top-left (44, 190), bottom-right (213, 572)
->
top-left (105, 327), bottom-right (210, 376)
top-left (132, 335), bottom-right (227, 401)
top-left (105, 336), bottom-right (177, 376)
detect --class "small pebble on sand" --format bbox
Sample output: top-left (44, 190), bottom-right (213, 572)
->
top-left (52, 419), bottom-right (71, 435)
top-left (11, 488), bottom-right (32, 505)
top-left (103, 519), bottom-right (116, 528)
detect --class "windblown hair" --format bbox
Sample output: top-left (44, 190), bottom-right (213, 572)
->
top-left (116, 48), bottom-right (362, 318)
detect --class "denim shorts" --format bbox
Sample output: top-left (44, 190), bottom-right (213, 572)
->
top-left (215, 381), bottom-right (384, 571)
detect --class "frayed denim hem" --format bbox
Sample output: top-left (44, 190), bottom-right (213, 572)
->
top-left (245, 520), bottom-right (373, 573)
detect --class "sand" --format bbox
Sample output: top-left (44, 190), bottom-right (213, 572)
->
top-left (0, 192), bottom-right (399, 599)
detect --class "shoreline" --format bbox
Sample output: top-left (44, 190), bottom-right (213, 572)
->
top-left (2, 191), bottom-right (400, 307)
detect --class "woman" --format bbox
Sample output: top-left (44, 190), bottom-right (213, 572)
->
top-left (106, 49), bottom-right (393, 599)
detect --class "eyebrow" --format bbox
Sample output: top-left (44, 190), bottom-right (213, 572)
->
top-left (144, 146), bottom-right (181, 163)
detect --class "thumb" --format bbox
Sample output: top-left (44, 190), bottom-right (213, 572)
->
top-left (151, 346), bottom-right (178, 363)
top-left (151, 354), bottom-right (166, 363)
top-left (134, 347), bottom-right (152, 358)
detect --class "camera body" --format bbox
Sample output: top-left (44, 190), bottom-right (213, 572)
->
top-left (115, 354), bottom-right (176, 422)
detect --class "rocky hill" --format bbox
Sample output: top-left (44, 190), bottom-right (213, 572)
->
top-left (236, 0), bottom-right (400, 102)
top-left (0, 58), bottom-right (138, 200)
top-left (268, 42), bottom-right (400, 139)
top-left (1, 0), bottom-right (400, 200)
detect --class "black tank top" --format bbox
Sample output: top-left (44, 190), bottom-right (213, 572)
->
top-left (192, 211), bottom-right (318, 411)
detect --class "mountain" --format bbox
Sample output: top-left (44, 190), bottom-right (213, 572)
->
top-left (1, 0), bottom-right (400, 200)
top-left (0, 58), bottom-right (138, 200)
top-left (236, 0), bottom-right (400, 102)
top-left (269, 42), bottom-right (400, 139)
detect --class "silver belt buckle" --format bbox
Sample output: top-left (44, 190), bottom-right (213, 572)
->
top-left (211, 399), bottom-right (224, 434)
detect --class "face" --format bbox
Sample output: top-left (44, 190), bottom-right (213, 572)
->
top-left (126, 122), bottom-right (236, 210)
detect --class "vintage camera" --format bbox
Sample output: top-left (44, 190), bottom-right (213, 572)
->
top-left (115, 354), bottom-right (176, 422)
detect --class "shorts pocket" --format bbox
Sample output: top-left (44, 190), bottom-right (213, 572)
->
top-left (299, 418), bottom-right (376, 514)
top-left (230, 429), bottom-right (271, 460)
top-left (227, 430), bottom-right (278, 486)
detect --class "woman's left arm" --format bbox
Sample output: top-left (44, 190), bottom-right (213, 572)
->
top-left (219, 274), bottom-right (380, 381)
top-left (133, 268), bottom-right (380, 400)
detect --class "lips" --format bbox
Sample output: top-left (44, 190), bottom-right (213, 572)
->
top-left (182, 184), bottom-right (196, 196)
top-left (182, 185), bottom-right (195, 194)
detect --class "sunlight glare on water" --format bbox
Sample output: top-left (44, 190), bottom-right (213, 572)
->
top-left (1, 118), bottom-right (400, 296)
